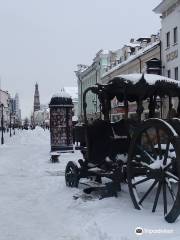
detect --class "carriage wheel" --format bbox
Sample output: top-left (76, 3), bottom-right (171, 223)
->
top-left (127, 118), bottom-right (180, 223)
top-left (65, 161), bottom-right (79, 188)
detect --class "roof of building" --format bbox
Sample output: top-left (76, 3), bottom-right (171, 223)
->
top-left (136, 37), bottom-right (151, 43)
top-left (125, 43), bottom-right (140, 48)
top-left (153, 0), bottom-right (178, 13)
top-left (0, 89), bottom-right (9, 94)
top-left (102, 41), bottom-right (160, 79)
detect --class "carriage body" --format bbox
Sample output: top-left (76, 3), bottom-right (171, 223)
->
top-left (65, 73), bottom-right (180, 223)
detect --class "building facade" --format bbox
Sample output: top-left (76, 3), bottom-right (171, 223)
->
top-left (64, 87), bottom-right (78, 122)
top-left (33, 108), bottom-right (50, 126)
top-left (154, 0), bottom-right (179, 81)
top-left (102, 36), bottom-right (160, 83)
top-left (76, 50), bottom-right (110, 121)
top-left (0, 89), bottom-right (11, 128)
top-left (14, 93), bottom-right (21, 122)
top-left (76, 34), bottom-right (161, 122)
top-left (154, 0), bottom-right (180, 80)
top-left (101, 35), bottom-right (161, 121)
top-left (9, 93), bottom-right (22, 125)
top-left (154, 0), bottom-right (180, 116)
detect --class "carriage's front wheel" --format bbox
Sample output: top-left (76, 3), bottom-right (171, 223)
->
top-left (127, 118), bottom-right (180, 223)
top-left (65, 161), bottom-right (79, 188)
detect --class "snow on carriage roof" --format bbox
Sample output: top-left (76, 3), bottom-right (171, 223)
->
top-left (114, 73), bottom-right (180, 86)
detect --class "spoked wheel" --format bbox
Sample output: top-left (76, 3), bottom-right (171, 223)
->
top-left (65, 161), bottom-right (79, 187)
top-left (127, 118), bottom-right (180, 223)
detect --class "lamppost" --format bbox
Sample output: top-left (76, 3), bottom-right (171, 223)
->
top-left (13, 116), bottom-right (15, 135)
top-left (9, 112), bottom-right (12, 137)
top-left (1, 103), bottom-right (4, 144)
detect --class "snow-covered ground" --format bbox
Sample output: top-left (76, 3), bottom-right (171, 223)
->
top-left (0, 127), bottom-right (180, 240)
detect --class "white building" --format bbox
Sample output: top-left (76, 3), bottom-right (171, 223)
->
top-left (154, 0), bottom-right (180, 80)
top-left (0, 89), bottom-right (11, 127)
top-left (76, 34), bottom-right (161, 121)
top-left (64, 87), bottom-right (78, 122)
top-left (101, 35), bottom-right (161, 121)
top-left (154, 0), bottom-right (180, 115)
top-left (33, 108), bottom-right (50, 126)
top-left (75, 50), bottom-right (110, 121)
top-left (102, 35), bottom-right (160, 83)
top-left (14, 93), bottom-right (21, 121)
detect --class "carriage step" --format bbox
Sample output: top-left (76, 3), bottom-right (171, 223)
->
top-left (88, 167), bottom-right (106, 173)
top-left (87, 163), bottom-right (98, 168)
top-left (79, 180), bottom-right (104, 188)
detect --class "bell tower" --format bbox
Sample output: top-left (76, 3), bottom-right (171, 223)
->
top-left (33, 83), bottom-right (40, 112)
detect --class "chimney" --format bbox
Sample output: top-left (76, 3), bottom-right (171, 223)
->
top-left (130, 38), bottom-right (135, 43)
top-left (141, 40), bottom-right (148, 49)
top-left (126, 47), bottom-right (131, 58)
top-left (151, 34), bottom-right (157, 43)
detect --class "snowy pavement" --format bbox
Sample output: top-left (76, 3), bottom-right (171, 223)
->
top-left (0, 128), bottom-right (180, 240)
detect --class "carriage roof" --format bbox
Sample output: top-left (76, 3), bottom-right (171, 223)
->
top-left (101, 73), bottom-right (180, 102)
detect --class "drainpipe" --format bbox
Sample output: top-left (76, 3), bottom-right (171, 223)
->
top-left (159, 41), bottom-right (162, 75)
top-left (77, 74), bottom-right (83, 122)
top-left (80, 77), bottom-right (83, 121)
top-left (95, 67), bottom-right (98, 113)
top-left (159, 40), bottom-right (164, 118)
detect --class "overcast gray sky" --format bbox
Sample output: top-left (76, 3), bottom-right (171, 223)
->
top-left (0, 0), bottom-right (161, 118)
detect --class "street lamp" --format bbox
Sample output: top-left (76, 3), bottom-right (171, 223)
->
top-left (1, 103), bottom-right (4, 144)
top-left (9, 112), bottom-right (12, 137)
top-left (13, 116), bottom-right (15, 135)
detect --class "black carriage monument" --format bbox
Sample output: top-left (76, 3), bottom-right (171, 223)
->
top-left (65, 73), bottom-right (180, 223)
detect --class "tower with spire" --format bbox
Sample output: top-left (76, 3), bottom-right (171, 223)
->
top-left (33, 83), bottom-right (40, 112)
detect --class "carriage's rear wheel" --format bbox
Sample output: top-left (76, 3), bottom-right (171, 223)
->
top-left (65, 161), bottom-right (79, 187)
top-left (127, 118), bottom-right (180, 223)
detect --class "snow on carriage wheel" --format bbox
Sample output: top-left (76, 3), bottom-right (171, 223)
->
top-left (127, 118), bottom-right (180, 223)
top-left (65, 161), bottom-right (79, 188)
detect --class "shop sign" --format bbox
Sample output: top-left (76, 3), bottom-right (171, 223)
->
top-left (166, 50), bottom-right (178, 62)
